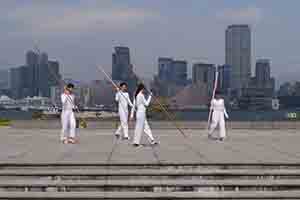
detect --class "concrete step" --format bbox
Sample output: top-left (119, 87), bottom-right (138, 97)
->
top-left (0, 191), bottom-right (300, 199)
top-left (1, 169), bottom-right (300, 180)
top-left (1, 163), bottom-right (300, 170)
top-left (1, 179), bottom-right (300, 192)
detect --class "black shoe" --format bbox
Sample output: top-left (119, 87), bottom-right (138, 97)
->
top-left (133, 143), bottom-right (140, 147)
top-left (219, 137), bottom-right (225, 141)
top-left (122, 137), bottom-right (130, 140)
top-left (115, 134), bottom-right (120, 139)
top-left (151, 140), bottom-right (158, 145)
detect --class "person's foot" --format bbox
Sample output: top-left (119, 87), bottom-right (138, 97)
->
top-left (68, 137), bottom-right (77, 144)
top-left (115, 134), bottom-right (121, 139)
top-left (219, 137), bottom-right (225, 141)
top-left (122, 136), bottom-right (130, 140)
top-left (133, 143), bottom-right (140, 147)
top-left (208, 134), bottom-right (217, 140)
top-left (61, 137), bottom-right (67, 143)
top-left (151, 140), bottom-right (158, 145)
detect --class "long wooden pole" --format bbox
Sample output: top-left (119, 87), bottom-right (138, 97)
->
top-left (207, 68), bottom-right (219, 130)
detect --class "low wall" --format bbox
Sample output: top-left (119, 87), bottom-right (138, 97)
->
top-left (10, 120), bottom-right (300, 130)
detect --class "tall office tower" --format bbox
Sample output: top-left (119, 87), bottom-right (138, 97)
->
top-left (192, 63), bottom-right (216, 96)
top-left (255, 59), bottom-right (271, 88)
top-left (112, 46), bottom-right (137, 95)
top-left (158, 57), bottom-right (173, 81)
top-left (112, 46), bottom-right (131, 81)
top-left (226, 24), bottom-right (251, 95)
top-left (171, 60), bottom-right (188, 86)
top-left (218, 64), bottom-right (232, 93)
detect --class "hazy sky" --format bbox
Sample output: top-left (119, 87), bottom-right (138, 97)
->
top-left (0, 0), bottom-right (300, 86)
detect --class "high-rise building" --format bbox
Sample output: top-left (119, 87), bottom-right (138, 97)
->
top-left (226, 24), bottom-right (251, 95)
top-left (10, 50), bottom-right (60, 99)
top-left (171, 60), bottom-right (188, 85)
top-left (192, 63), bottom-right (216, 96)
top-left (111, 46), bottom-right (137, 95)
top-left (255, 59), bottom-right (270, 88)
top-left (218, 65), bottom-right (232, 94)
top-left (26, 50), bottom-right (39, 96)
top-left (158, 57), bottom-right (173, 81)
top-left (9, 67), bottom-right (22, 99)
top-left (112, 46), bottom-right (131, 81)
top-left (0, 70), bottom-right (9, 90)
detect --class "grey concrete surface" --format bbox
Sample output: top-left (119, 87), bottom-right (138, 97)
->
top-left (0, 125), bottom-right (299, 165)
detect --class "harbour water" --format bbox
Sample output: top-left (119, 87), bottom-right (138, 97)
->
top-left (0, 109), bottom-right (299, 121)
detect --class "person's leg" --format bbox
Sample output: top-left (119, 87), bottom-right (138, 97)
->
top-left (68, 112), bottom-right (77, 143)
top-left (60, 112), bottom-right (68, 142)
top-left (219, 114), bottom-right (226, 140)
top-left (144, 119), bottom-right (155, 142)
top-left (133, 111), bottom-right (145, 145)
top-left (115, 111), bottom-right (123, 137)
top-left (208, 111), bottom-right (219, 137)
top-left (120, 111), bottom-right (129, 139)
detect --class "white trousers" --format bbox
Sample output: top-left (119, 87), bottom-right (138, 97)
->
top-left (133, 111), bottom-right (154, 145)
top-left (115, 110), bottom-right (129, 138)
top-left (60, 110), bottom-right (76, 140)
top-left (209, 110), bottom-right (226, 138)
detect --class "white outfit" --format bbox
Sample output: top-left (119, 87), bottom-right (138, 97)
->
top-left (131, 92), bottom-right (155, 145)
top-left (60, 93), bottom-right (76, 140)
top-left (209, 98), bottom-right (229, 139)
top-left (115, 91), bottom-right (133, 138)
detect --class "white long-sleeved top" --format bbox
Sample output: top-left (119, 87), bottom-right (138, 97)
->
top-left (210, 98), bottom-right (229, 118)
top-left (61, 93), bottom-right (75, 111)
top-left (130, 92), bottom-right (152, 117)
top-left (115, 91), bottom-right (133, 112)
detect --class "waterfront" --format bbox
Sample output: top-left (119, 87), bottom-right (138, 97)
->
top-left (1, 109), bottom-right (300, 121)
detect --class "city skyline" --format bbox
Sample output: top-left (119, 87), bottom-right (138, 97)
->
top-left (0, 1), bottom-right (300, 87)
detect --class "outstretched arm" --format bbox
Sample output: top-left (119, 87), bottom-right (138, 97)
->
top-left (223, 100), bottom-right (229, 119)
top-left (115, 92), bottom-right (120, 102)
top-left (130, 99), bottom-right (136, 119)
top-left (127, 94), bottom-right (133, 107)
top-left (143, 93), bottom-right (152, 107)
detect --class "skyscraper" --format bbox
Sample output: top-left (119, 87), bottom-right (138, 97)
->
top-left (192, 63), bottom-right (216, 96)
top-left (158, 57), bottom-right (173, 81)
top-left (171, 60), bottom-right (188, 85)
top-left (226, 24), bottom-right (251, 95)
top-left (112, 46), bottom-right (131, 81)
top-left (112, 46), bottom-right (137, 95)
top-left (255, 59), bottom-right (271, 88)
top-left (218, 65), bottom-right (232, 94)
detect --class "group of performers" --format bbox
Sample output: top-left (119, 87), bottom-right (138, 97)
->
top-left (60, 82), bottom-right (228, 145)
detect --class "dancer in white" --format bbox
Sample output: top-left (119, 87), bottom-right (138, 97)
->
top-left (115, 82), bottom-right (133, 140)
top-left (131, 83), bottom-right (157, 147)
top-left (60, 83), bottom-right (77, 144)
top-left (208, 90), bottom-right (229, 141)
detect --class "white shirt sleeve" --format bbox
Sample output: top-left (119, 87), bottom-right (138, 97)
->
top-left (126, 93), bottom-right (133, 107)
top-left (115, 92), bottom-right (120, 102)
top-left (130, 98), bottom-right (136, 118)
top-left (143, 94), bottom-right (152, 107)
top-left (223, 100), bottom-right (229, 118)
top-left (61, 94), bottom-right (67, 105)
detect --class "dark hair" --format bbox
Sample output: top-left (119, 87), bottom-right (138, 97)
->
top-left (120, 82), bottom-right (127, 87)
top-left (67, 83), bottom-right (74, 89)
top-left (135, 83), bottom-right (145, 99)
top-left (215, 90), bottom-right (222, 96)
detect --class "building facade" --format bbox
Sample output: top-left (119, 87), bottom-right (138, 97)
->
top-left (192, 63), bottom-right (216, 97)
top-left (226, 24), bottom-right (251, 95)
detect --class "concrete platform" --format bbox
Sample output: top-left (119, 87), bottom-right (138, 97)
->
top-left (0, 126), bottom-right (299, 164)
